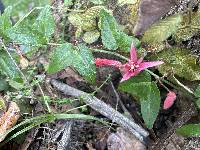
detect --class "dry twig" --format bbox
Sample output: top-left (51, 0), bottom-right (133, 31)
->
top-left (50, 79), bottom-right (149, 144)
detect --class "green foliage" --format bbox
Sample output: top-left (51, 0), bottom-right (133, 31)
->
top-left (0, 51), bottom-right (19, 79)
top-left (0, 113), bottom-right (107, 145)
top-left (118, 72), bottom-right (161, 129)
top-left (174, 8), bottom-right (200, 41)
top-left (99, 9), bottom-right (140, 51)
top-left (0, 6), bottom-right (13, 40)
top-left (0, 98), bottom-right (6, 110)
top-left (142, 14), bottom-right (182, 44)
top-left (0, 79), bottom-right (9, 91)
top-left (176, 124), bottom-right (200, 137)
top-left (4, 0), bottom-right (50, 17)
top-left (83, 30), bottom-right (100, 44)
top-left (48, 43), bottom-right (96, 83)
top-left (8, 6), bottom-right (55, 46)
top-left (154, 48), bottom-right (200, 81)
top-left (194, 85), bottom-right (200, 109)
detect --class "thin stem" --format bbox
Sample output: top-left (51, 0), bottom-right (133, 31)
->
top-left (172, 75), bottom-right (194, 95)
top-left (92, 74), bottom-right (111, 95)
top-left (92, 49), bottom-right (129, 61)
top-left (37, 83), bottom-right (52, 113)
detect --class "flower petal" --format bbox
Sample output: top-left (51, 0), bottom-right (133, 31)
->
top-left (138, 61), bottom-right (164, 70)
top-left (95, 58), bottom-right (122, 68)
top-left (130, 43), bottom-right (138, 63)
top-left (163, 91), bottom-right (176, 109)
top-left (120, 69), bottom-right (141, 82)
top-left (137, 52), bottom-right (147, 64)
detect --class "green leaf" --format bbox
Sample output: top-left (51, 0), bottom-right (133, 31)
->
top-left (48, 43), bottom-right (76, 74)
top-left (118, 72), bottom-right (161, 128)
top-left (83, 30), bottom-right (100, 44)
top-left (176, 124), bottom-right (200, 137)
top-left (194, 85), bottom-right (200, 109)
top-left (0, 51), bottom-right (19, 79)
top-left (0, 6), bottom-right (13, 40)
top-left (196, 99), bottom-right (200, 109)
top-left (194, 84), bottom-right (200, 97)
top-left (33, 5), bottom-right (55, 39)
top-left (153, 48), bottom-right (200, 81)
top-left (4, 0), bottom-right (50, 17)
top-left (48, 43), bottom-right (96, 83)
top-left (8, 26), bottom-right (47, 46)
top-left (0, 79), bottom-right (9, 91)
top-left (99, 10), bottom-right (118, 50)
top-left (74, 44), bottom-right (96, 83)
top-left (7, 5), bottom-right (55, 46)
top-left (99, 9), bottom-right (140, 51)
top-left (142, 14), bottom-right (182, 44)
top-left (174, 8), bottom-right (200, 41)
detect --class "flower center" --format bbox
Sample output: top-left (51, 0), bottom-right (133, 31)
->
top-left (128, 61), bottom-right (139, 71)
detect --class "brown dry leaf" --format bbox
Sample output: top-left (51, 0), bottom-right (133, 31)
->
top-left (133, 0), bottom-right (176, 36)
top-left (0, 101), bottom-right (20, 142)
top-left (20, 56), bottom-right (29, 70)
top-left (107, 128), bottom-right (146, 150)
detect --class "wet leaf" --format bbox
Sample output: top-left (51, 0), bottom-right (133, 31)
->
top-left (176, 124), bottom-right (200, 137)
top-left (119, 72), bottom-right (161, 129)
top-left (142, 14), bottom-right (182, 44)
top-left (154, 48), bottom-right (200, 81)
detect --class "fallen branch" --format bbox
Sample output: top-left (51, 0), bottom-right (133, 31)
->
top-left (50, 79), bottom-right (149, 144)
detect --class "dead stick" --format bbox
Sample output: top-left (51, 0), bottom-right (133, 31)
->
top-left (50, 79), bottom-right (149, 143)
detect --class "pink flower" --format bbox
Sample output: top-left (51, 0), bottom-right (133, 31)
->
top-left (95, 43), bottom-right (164, 82)
top-left (163, 91), bottom-right (177, 110)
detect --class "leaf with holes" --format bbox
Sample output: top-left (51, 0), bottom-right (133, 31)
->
top-left (142, 14), bottom-right (182, 44)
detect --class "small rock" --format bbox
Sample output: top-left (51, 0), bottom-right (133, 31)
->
top-left (107, 128), bottom-right (146, 150)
